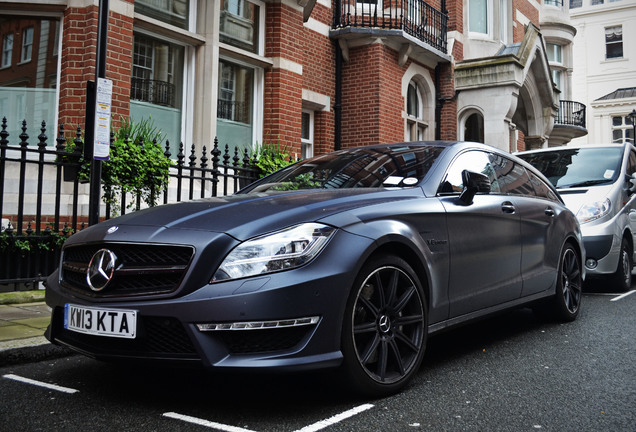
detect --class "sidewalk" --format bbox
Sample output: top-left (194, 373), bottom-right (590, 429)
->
top-left (0, 300), bottom-right (73, 366)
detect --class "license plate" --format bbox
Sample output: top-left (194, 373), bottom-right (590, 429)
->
top-left (64, 304), bottom-right (137, 339)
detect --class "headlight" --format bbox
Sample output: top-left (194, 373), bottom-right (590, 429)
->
top-left (576, 198), bottom-right (611, 224)
top-left (212, 223), bottom-right (336, 282)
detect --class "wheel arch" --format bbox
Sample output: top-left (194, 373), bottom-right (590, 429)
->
top-left (360, 240), bottom-right (433, 312)
top-left (622, 226), bottom-right (633, 255)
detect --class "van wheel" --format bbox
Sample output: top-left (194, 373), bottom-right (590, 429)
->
top-left (611, 238), bottom-right (632, 292)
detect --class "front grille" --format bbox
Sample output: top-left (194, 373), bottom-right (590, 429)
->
top-left (61, 243), bottom-right (194, 298)
top-left (52, 307), bottom-right (198, 359)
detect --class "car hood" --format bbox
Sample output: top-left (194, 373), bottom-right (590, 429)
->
top-left (557, 183), bottom-right (615, 216)
top-left (68, 188), bottom-right (422, 244)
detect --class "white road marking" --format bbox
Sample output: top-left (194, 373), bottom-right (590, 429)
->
top-left (2, 374), bottom-right (79, 394)
top-left (163, 404), bottom-right (375, 432)
top-left (610, 290), bottom-right (636, 302)
top-left (293, 404), bottom-right (375, 432)
top-left (163, 412), bottom-right (258, 432)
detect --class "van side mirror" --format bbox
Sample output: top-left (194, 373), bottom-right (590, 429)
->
top-left (460, 170), bottom-right (491, 204)
top-left (628, 174), bottom-right (636, 194)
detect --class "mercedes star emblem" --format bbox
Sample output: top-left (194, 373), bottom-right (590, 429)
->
top-left (86, 249), bottom-right (117, 291)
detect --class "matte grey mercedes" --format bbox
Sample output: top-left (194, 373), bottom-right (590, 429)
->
top-left (45, 141), bottom-right (585, 396)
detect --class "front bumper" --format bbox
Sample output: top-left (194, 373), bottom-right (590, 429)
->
top-left (45, 230), bottom-right (372, 371)
top-left (582, 234), bottom-right (617, 275)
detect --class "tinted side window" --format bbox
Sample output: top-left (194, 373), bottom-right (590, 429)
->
top-left (438, 150), bottom-right (499, 194)
top-left (489, 154), bottom-right (534, 196)
top-left (527, 169), bottom-right (560, 202)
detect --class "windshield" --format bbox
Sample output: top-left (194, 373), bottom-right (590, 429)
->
top-left (518, 147), bottom-right (624, 189)
top-left (240, 145), bottom-right (445, 193)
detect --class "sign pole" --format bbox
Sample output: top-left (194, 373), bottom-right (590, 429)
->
top-left (87, 0), bottom-right (110, 226)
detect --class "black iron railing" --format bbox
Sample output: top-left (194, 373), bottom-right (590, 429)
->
top-left (0, 118), bottom-right (259, 287)
top-left (217, 100), bottom-right (250, 124)
top-left (131, 78), bottom-right (176, 107)
top-left (332, 0), bottom-right (448, 53)
top-left (556, 100), bottom-right (586, 128)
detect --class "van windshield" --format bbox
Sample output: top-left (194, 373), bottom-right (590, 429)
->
top-left (518, 147), bottom-right (624, 189)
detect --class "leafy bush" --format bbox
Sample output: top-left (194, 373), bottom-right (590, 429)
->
top-left (254, 142), bottom-right (294, 178)
top-left (59, 117), bottom-right (172, 215)
top-left (102, 118), bottom-right (172, 214)
top-left (0, 225), bottom-right (73, 255)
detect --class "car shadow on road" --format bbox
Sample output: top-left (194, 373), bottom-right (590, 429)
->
top-left (421, 307), bottom-right (545, 369)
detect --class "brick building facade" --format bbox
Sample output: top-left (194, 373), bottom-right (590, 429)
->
top-left (0, 0), bottom-right (581, 162)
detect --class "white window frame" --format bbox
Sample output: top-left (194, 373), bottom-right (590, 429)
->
top-left (217, 55), bottom-right (264, 150)
top-left (498, 0), bottom-right (508, 44)
top-left (132, 27), bottom-right (193, 150)
top-left (547, 43), bottom-right (564, 91)
top-left (20, 26), bottom-right (33, 63)
top-left (612, 114), bottom-right (634, 144)
top-left (468, 0), bottom-right (493, 39)
top-left (605, 25), bottom-right (623, 60)
top-left (301, 109), bottom-right (314, 159)
top-left (216, 0), bottom-right (266, 149)
top-left (405, 81), bottom-right (427, 141)
top-left (1, 33), bottom-right (13, 68)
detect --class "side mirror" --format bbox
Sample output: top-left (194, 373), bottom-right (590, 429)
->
top-left (459, 170), bottom-right (491, 204)
top-left (627, 174), bottom-right (636, 194)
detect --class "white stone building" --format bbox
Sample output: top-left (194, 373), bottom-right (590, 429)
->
top-left (570, 0), bottom-right (636, 145)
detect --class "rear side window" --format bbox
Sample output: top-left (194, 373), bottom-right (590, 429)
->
top-left (527, 170), bottom-right (560, 202)
top-left (489, 154), bottom-right (534, 196)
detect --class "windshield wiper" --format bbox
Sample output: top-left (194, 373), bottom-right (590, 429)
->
top-left (559, 179), bottom-right (614, 188)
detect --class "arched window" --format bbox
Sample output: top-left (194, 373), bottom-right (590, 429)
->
top-left (465, 112), bottom-right (484, 143)
top-left (406, 81), bottom-right (427, 141)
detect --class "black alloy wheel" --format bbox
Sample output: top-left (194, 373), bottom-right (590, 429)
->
top-left (555, 243), bottom-right (583, 321)
top-left (342, 255), bottom-right (427, 396)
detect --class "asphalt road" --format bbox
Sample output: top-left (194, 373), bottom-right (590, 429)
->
top-left (1, 286), bottom-right (634, 432)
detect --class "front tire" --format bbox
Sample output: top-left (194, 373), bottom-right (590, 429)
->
top-left (552, 243), bottom-right (583, 322)
top-left (611, 237), bottom-right (632, 292)
top-left (341, 255), bottom-right (427, 397)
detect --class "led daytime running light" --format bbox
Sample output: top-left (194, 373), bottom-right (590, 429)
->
top-left (197, 316), bottom-right (320, 331)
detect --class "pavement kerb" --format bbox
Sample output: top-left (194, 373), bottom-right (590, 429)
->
top-left (0, 337), bottom-right (74, 367)
top-left (0, 291), bottom-right (75, 366)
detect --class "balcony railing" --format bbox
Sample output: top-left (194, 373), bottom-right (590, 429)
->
top-left (217, 100), bottom-right (250, 124)
top-left (333, 0), bottom-right (448, 53)
top-left (556, 100), bottom-right (586, 128)
top-left (131, 78), bottom-right (176, 108)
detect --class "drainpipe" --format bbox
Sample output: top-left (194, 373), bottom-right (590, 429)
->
top-left (435, 65), bottom-right (442, 140)
top-left (334, 41), bottom-right (342, 151)
top-left (435, 1), bottom-right (449, 141)
top-left (436, 64), bottom-right (459, 141)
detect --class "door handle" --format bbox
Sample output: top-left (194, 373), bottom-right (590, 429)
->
top-left (545, 207), bottom-right (555, 217)
top-left (501, 202), bottom-right (515, 214)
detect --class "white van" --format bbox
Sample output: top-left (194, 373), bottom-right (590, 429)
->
top-left (517, 143), bottom-right (636, 291)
